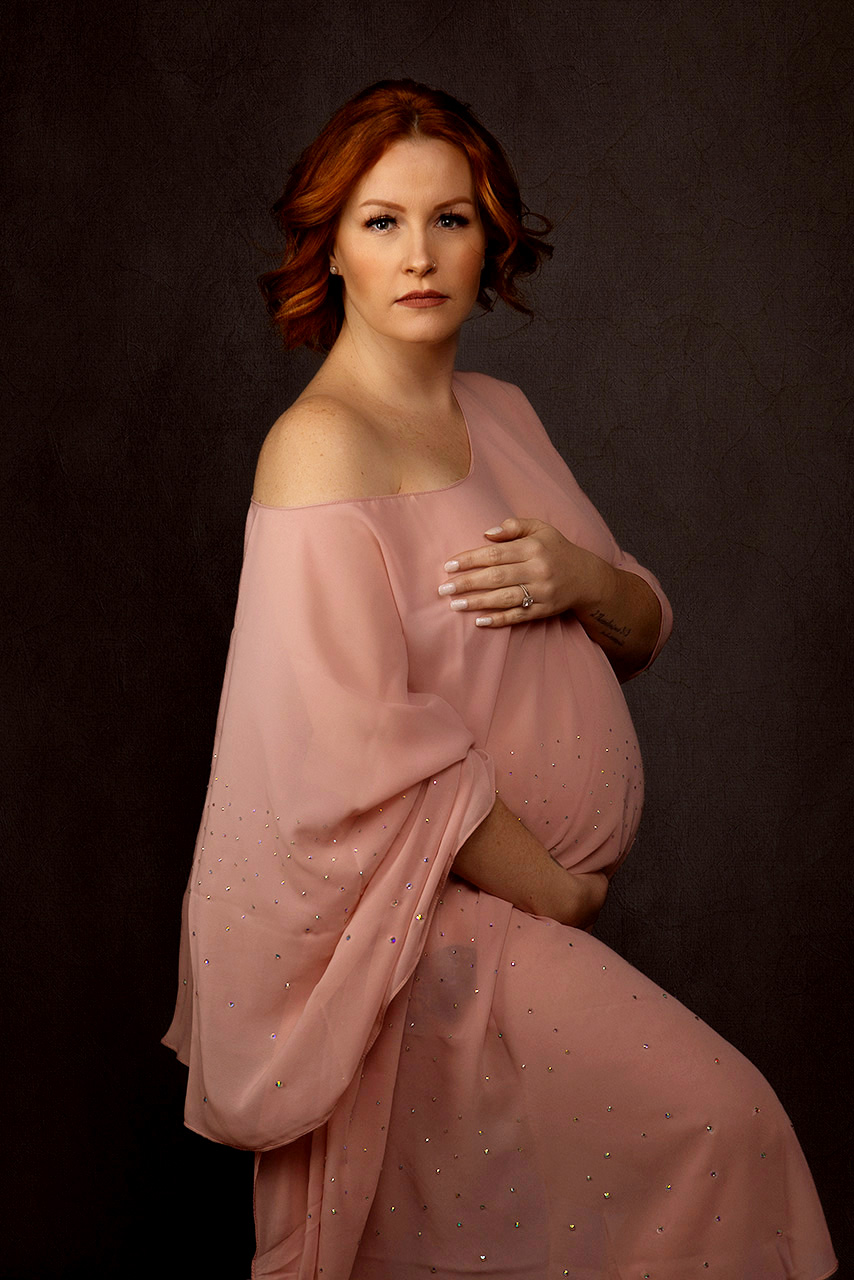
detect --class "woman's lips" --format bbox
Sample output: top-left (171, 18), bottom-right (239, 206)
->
top-left (395, 292), bottom-right (449, 307)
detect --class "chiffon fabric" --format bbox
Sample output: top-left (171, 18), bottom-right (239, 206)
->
top-left (164, 373), bottom-right (836, 1279)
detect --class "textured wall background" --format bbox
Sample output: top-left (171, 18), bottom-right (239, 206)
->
top-left (3, 1), bottom-right (851, 1275)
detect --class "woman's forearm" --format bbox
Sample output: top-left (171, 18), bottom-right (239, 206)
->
top-left (452, 795), bottom-right (607, 929)
top-left (574, 563), bottom-right (662, 681)
top-left (438, 519), bottom-right (665, 681)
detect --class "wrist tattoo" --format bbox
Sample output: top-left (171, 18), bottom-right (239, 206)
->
top-left (591, 609), bottom-right (632, 646)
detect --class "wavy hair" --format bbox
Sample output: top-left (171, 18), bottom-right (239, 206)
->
top-left (258, 80), bottom-right (553, 352)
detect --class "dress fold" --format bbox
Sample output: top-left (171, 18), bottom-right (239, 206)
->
top-left (164, 500), bottom-right (496, 1151)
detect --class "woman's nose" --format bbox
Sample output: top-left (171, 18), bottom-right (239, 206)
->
top-left (403, 234), bottom-right (436, 275)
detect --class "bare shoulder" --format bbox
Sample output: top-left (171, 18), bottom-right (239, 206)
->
top-left (252, 394), bottom-right (398, 508)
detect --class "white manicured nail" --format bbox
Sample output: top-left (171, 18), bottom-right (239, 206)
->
top-left (484, 526), bottom-right (504, 535)
top-left (444, 559), bottom-right (459, 572)
top-left (438, 582), bottom-right (456, 596)
top-left (450, 598), bottom-right (468, 611)
top-left (475, 616), bottom-right (493, 626)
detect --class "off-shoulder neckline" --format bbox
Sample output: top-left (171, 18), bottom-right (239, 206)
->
top-left (250, 372), bottom-right (476, 513)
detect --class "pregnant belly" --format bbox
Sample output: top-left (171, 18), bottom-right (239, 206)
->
top-left (485, 621), bottom-right (645, 874)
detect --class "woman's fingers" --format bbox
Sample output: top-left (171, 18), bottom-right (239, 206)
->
top-left (440, 573), bottom-right (549, 626)
top-left (447, 584), bottom-right (535, 617)
top-left (440, 516), bottom-right (579, 627)
top-left (439, 561), bottom-right (530, 597)
top-left (442, 515), bottom-right (544, 572)
top-left (439, 558), bottom-right (550, 626)
top-left (440, 540), bottom-right (546, 598)
top-left (442, 542), bottom-right (524, 577)
top-left (483, 516), bottom-right (541, 541)
top-left (438, 547), bottom-right (548, 625)
top-left (472, 607), bottom-right (532, 628)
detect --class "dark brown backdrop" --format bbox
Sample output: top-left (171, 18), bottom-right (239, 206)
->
top-left (3, 1), bottom-right (851, 1276)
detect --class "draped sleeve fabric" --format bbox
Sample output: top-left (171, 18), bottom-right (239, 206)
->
top-left (163, 500), bottom-right (496, 1152)
top-left (497, 379), bottom-right (673, 671)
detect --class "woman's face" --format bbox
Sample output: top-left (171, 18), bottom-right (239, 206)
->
top-left (330, 136), bottom-right (487, 348)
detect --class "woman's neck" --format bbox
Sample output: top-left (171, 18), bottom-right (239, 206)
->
top-left (318, 320), bottom-right (460, 418)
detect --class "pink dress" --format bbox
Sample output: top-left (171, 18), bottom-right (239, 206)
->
top-left (164, 373), bottom-right (836, 1279)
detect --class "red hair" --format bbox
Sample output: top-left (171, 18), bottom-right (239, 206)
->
top-left (258, 80), bottom-right (553, 352)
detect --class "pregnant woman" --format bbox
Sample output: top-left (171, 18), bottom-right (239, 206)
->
top-left (163, 79), bottom-right (836, 1280)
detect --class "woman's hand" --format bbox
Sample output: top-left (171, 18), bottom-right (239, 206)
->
top-left (439, 515), bottom-right (662, 680)
top-left (439, 516), bottom-right (615, 628)
top-left (559, 870), bottom-right (609, 932)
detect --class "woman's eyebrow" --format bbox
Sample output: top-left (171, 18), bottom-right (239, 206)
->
top-left (357, 196), bottom-right (476, 210)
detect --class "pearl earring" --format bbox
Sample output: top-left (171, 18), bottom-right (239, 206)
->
top-left (330, 264), bottom-right (339, 274)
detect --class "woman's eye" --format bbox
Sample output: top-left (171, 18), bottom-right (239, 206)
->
top-left (438, 213), bottom-right (469, 229)
top-left (365, 215), bottom-right (396, 231)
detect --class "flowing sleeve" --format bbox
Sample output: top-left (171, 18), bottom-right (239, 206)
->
top-left (502, 379), bottom-right (674, 673)
top-left (163, 501), bottom-right (496, 1152)
top-left (609, 546), bottom-right (672, 674)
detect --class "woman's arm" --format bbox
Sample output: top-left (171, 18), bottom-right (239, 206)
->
top-left (439, 517), bottom-right (662, 681)
top-left (452, 795), bottom-right (608, 930)
top-left (571, 558), bottom-right (662, 682)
